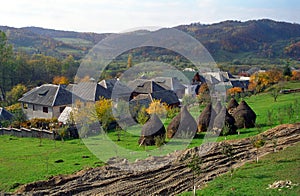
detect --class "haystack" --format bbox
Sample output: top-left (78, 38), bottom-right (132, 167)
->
top-left (213, 107), bottom-right (237, 135)
top-left (167, 106), bottom-right (197, 139)
top-left (138, 114), bottom-right (166, 146)
top-left (232, 100), bottom-right (256, 128)
top-left (197, 103), bottom-right (216, 132)
top-left (214, 101), bottom-right (222, 114)
top-left (227, 98), bottom-right (239, 114)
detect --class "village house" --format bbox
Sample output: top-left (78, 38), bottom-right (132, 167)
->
top-left (18, 84), bottom-right (74, 119)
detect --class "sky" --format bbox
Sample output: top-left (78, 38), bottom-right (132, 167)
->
top-left (1, 0), bottom-right (299, 33)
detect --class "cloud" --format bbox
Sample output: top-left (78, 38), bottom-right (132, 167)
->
top-left (0, 0), bottom-right (298, 33)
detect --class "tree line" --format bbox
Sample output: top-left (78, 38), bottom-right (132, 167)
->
top-left (0, 31), bottom-right (79, 104)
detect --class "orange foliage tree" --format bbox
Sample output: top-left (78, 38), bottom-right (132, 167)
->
top-left (53, 76), bottom-right (69, 85)
top-left (291, 70), bottom-right (300, 81)
top-left (227, 87), bottom-right (243, 96)
top-left (249, 69), bottom-right (284, 93)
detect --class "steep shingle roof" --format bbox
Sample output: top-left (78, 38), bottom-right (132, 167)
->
top-left (151, 90), bottom-right (180, 105)
top-left (18, 84), bottom-right (73, 106)
top-left (153, 77), bottom-right (185, 91)
top-left (128, 79), bottom-right (166, 94)
top-left (72, 82), bottom-right (110, 102)
top-left (0, 107), bottom-right (14, 121)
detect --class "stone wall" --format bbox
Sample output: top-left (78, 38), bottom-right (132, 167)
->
top-left (0, 127), bottom-right (55, 140)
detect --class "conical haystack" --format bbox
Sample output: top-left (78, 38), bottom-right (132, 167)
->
top-left (197, 103), bottom-right (216, 132)
top-left (232, 100), bottom-right (256, 128)
top-left (167, 106), bottom-right (197, 139)
top-left (138, 114), bottom-right (166, 146)
top-left (214, 101), bottom-right (222, 114)
top-left (213, 107), bottom-right (237, 135)
top-left (227, 98), bottom-right (239, 114)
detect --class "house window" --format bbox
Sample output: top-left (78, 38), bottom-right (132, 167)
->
top-left (43, 107), bottom-right (48, 113)
top-left (59, 106), bottom-right (66, 113)
top-left (33, 104), bottom-right (37, 111)
top-left (23, 103), bottom-right (28, 109)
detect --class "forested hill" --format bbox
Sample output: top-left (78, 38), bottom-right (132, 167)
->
top-left (0, 19), bottom-right (300, 63)
top-left (176, 19), bottom-right (300, 63)
top-left (0, 26), bottom-right (110, 60)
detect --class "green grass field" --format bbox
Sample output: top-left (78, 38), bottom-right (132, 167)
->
top-left (180, 142), bottom-right (300, 196)
top-left (0, 136), bottom-right (101, 192)
top-left (0, 82), bottom-right (299, 192)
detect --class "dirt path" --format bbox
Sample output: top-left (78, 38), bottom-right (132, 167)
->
top-left (15, 123), bottom-right (300, 195)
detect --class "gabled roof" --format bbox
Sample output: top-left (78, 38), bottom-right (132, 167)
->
top-left (128, 79), bottom-right (166, 94)
top-left (0, 107), bottom-right (14, 121)
top-left (72, 82), bottom-right (110, 102)
top-left (129, 89), bottom-right (179, 106)
top-left (153, 77), bottom-right (186, 91)
top-left (151, 90), bottom-right (180, 105)
top-left (18, 84), bottom-right (73, 106)
top-left (99, 79), bottom-right (117, 90)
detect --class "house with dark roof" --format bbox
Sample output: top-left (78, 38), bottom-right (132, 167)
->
top-left (98, 79), bottom-right (132, 100)
top-left (18, 84), bottom-right (74, 119)
top-left (128, 79), bottom-right (180, 107)
top-left (71, 81), bottom-right (110, 102)
top-left (128, 79), bottom-right (166, 99)
top-left (153, 77), bottom-right (186, 99)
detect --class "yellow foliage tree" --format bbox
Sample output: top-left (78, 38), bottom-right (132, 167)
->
top-left (52, 76), bottom-right (69, 85)
top-left (146, 99), bottom-right (167, 116)
top-left (94, 97), bottom-right (115, 131)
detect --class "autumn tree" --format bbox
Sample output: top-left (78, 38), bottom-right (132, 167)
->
top-left (127, 54), bottom-right (133, 68)
top-left (5, 84), bottom-right (27, 105)
top-left (94, 97), bottom-right (115, 131)
top-left (248, 72), bottom-right (269, 93)
top-left (227, 87), bottom-right (243, 96)
top-left (266, 69), bottom-right (283, 84)
top-left (146, 99), bottom-right (167, 117)
top-left (53, 76), bottom-right (69, 85)
top-left (197, 83), bottom-right (210, 104)
top-left (291, 70), bottom-right (300, 80)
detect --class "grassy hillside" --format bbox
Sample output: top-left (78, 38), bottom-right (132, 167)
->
top-left (181, 142), bottom-right (300, 196)
top-left (0, 86), bottom-right (299, 192)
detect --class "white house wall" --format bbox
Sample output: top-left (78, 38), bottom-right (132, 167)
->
top-left (23, 103), bottom-right (53, 119)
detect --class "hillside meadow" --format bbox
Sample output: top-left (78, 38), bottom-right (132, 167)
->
top-left (0, 83), bottom-right (299, 192)
top-left (180, 142), bottom-right (300, 196)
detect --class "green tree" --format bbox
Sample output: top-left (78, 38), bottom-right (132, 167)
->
top-left (0, 31), bottom-right (14, 93)
top-left (283, 61), bottom-right (292, 77)
top-left (251, 136), bottom-right (266, 163)
top-left (136, 106), bottom-right (149, 125)
top-left (270, 88), bottom-right (279, 102)
top-left (221, 142), bottom-right (234, 177)
top-left (187, 154), bottom-right (203, 196)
